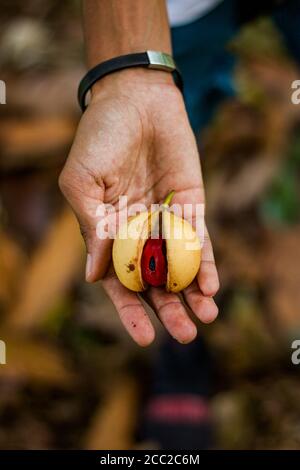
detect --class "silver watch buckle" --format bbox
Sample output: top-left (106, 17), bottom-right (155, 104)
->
top-left (147, 51), bottom-right (176, 72)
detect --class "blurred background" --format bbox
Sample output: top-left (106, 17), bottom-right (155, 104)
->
top-left (1, 0), bottom-right (300, 450)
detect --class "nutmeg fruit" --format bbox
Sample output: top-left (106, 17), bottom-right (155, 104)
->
top-left (112, 192), bottom-right (201, 293)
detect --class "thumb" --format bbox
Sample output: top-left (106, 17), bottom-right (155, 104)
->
top-left (59, 167), bottom-right (111, 282)
top-left (79, 217), bottom-right (113, 282)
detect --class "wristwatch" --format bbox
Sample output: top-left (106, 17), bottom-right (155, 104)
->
top-left (78, 51), bottom-right (183, 112)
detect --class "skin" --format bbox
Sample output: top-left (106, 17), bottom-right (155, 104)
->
top-left (59, 1), bottom-right (220, 346)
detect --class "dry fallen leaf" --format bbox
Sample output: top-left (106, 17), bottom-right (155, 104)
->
top-left (0, 327), bottom-right (74, 386)
top-left (0, 116), bottom-right (76, 169)
top-left (7, 206), bottom-right (84, 329)
top-left (83, 376), bottom-right (138, 450)
top-left (0, 230), bottom-right (26, 309)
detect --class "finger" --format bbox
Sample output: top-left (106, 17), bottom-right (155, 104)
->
top-left (59, 166), bottom-right (110, 282)
top-left (198, 227), bottom-right (220, 297)
top-left (145, 287), bottom-right (197, 344)
top-left (102, 273), bottom-right (155, 347)
top-left (183, 281), bottom-right (219, 324)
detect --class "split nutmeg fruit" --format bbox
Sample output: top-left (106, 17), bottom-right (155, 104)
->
top-left (112, 192), bottom-right (201, 293)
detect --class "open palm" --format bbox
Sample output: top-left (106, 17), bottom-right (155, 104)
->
top-left (59, 79), bottom-right (219, 345)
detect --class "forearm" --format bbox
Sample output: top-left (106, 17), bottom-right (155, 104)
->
top-left (83, 0), bottom-right (171, 67)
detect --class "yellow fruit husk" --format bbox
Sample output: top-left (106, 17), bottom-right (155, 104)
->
top-left (162, 210), bottom-right (201, 293)
top-left (112, 211), bottom-right (149, 292)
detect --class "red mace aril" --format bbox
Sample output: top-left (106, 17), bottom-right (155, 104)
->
top-left (141, 236), bottom-right (167, 287)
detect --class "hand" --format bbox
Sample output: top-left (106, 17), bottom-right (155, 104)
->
top-left (59, 69), bottom-right (219, 346)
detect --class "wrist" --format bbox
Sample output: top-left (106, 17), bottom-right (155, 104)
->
top-left (90, 66), bottom-right (178, 101)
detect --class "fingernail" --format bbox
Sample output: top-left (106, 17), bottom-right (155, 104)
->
top-left (85, 253), bottom-right (93, 282)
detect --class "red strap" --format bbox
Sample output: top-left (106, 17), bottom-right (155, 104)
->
top-left (145, 394), bottom-right (210, 423)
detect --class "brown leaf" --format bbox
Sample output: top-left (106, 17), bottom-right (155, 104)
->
top-left (0, 116), bottom-right (76, 169)
top-left (83, 376), bottom-right (138, 450)
top-left (0, 328), bottom-right (74, 386)
top-left (0, 231), bottom-right (26, 309)
top-left (7, 206), bottom-right (84, 329)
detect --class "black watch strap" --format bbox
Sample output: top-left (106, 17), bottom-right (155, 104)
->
top-left (78, 51), bottom-right (183, 111)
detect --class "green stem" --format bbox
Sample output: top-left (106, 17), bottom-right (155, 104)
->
top-left (163, 190), bottom-right (175, 207)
